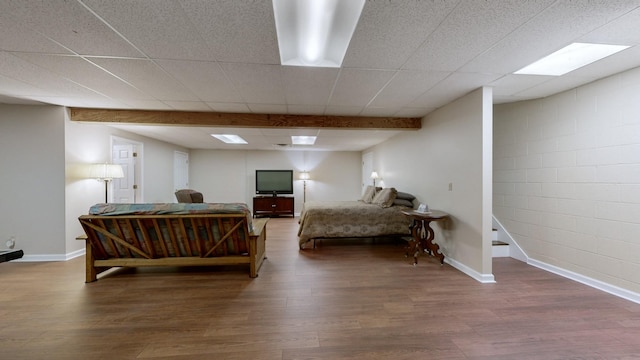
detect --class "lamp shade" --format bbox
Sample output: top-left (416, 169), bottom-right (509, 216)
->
top-left (300, 171), bottom-right (310, 180)
top-left (370, 171), bottom-right (379, 180)
top-left (89, 163), bottom-right (124, 180)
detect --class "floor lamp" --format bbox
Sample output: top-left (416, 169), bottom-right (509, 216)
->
top-left (89, 163), bottom-right (124, 203)
top-left (300, 171), bottom-right (310, 202)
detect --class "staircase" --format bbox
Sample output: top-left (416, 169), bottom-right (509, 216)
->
top-left (492, 228), bottom-right (510, 257)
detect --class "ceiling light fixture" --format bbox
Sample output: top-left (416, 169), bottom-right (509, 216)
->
top-left (514, 42), bottom-right (630, 76)
top-left (273, 0), bottom-right (365, 68)
top-left (211, 134), bottom-right (248, 144)
top-left (291, 136), bottom-right (316, 145)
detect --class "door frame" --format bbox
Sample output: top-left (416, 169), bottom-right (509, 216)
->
top-left (111, 136), bottom-right (144, 203)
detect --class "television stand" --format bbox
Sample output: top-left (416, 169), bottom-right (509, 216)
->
top-left (253, 196), bottom-right (294, 218)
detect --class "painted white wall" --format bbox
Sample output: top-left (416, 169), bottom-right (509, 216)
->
top-left (368, 88), bottom-right (493, 280)
top-left (494, 67), bottom-right (640, 295)
top-left (0, 104), bottom-right (188, 259)
top-left (190, 149), bottom-right (361, 213)
top-left (0, 105), bottom-right (66, 257)
top-left (65, 113), bottom-right (190, 254)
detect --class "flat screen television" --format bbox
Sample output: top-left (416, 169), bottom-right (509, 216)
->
top-left (255, 170), bottom-right (293, 196)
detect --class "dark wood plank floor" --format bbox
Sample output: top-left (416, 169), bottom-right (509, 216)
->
top-left (1, 217), bottom-right (639, 359)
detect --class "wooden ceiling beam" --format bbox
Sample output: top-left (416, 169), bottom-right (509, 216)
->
top-left (69, 108), bottom-right (421, 130)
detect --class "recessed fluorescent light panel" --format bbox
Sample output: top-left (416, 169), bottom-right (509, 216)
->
top-left (291, 136), bottom-right (316, 145)
top-left (211, 134), bottom-right (248, 144)
top-left (273, 0), bottom-right (365, 67)
top-left (515, 42), bottom-right (630, 76)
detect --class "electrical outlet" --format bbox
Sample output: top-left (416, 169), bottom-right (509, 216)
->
top-left (6, 236), bottom-right (15, 249)
top-left (448, 182), bottom-right (453, 191)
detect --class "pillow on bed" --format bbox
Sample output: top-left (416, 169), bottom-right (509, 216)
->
top-left (360, 185), bottom-right (376, 203)
top-left (393, 198), bottom-right (414, 208)
top-left (396, 191), bottom-right (416, 201)
top-left (372, 187), bottom-right (397, 208)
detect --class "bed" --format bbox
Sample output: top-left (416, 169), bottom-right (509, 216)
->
top-left (297, 187), bottom-right (415, 249)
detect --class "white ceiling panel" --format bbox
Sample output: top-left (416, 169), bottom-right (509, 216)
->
top-left (13, 53), bottom-right (154, 100)
top-left (343, 0), bottom-right (458, 69)
top-left (179, 0), bottom-right (280, 64)
top-left (403, 0), bottom-right (555, 72)
top-left (220, 63), bottom-right (286, 104)
top-left (0, 10), bottom-right (73, 54)
top-left (1, 1), bottom-right (639, 150)
top-left (88, 58), bottom-right (200, 101)
top-left (368, 70), bottom-right (450, 108)
top-left (156, 59), bottom-right (244, 103)
top-left (0, 0), bottom-right (143, 57)
top-left (81, 0), bottom-right (215, 61)
top-left (282, 66), bottom-right (339, 106)
top-left (329, 69), bottom-right (395, 107)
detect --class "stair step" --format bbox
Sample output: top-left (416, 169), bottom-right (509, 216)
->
top-left (492, 240), bottom-right (508, 246)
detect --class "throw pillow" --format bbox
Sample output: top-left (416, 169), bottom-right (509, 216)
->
top-left (360, 185), bottom-right (376, 203)
top-left (372, 187), bottom-right (397, 208)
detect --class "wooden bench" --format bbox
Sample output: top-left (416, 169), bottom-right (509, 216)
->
top-left (78, 204), bottom-right (267, 282)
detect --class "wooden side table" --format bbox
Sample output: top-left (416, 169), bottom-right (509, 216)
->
top-left (401, 210), bottom-right (449, 265)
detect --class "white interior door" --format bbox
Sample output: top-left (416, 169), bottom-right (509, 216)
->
top-left (174, 151), bottom-right (189, 191)
top-left (112, 144), bottom-right (136, 203)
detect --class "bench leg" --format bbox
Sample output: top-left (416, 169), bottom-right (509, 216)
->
top-left (85, 241), bottom-right (98, 283)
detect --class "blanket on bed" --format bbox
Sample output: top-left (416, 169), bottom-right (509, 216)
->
top-left (297, 200), bottom-right (412, 248)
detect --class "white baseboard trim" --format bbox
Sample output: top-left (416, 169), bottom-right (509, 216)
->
top-left (446, 257), bottom-right (496, 283)
top-left (528, 258), bottom-right (640, 305)
top-left (14, 248), bottom-right (85, 262)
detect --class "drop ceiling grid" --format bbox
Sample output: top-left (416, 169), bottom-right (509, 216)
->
top-left (219, 63), bottom-right (286, 105)
top-left (88, 57), bottom-right (200, 102)
top-left (177, 0), bottom-right (280, 64)
top-left (9, 0), bottom-right (143, 58)
top-left (81, 0), bottom-right (215, 62)
top-left (281, 66), bottom-right (339, 107)
top-left (343, 0), bottom-right (458, 69)
top-left (155, 59), bottom-right (244, 103)
top-left (328, 68), bottom-right (396, 107)
top-left (14, 53), bottom-right (154, 101)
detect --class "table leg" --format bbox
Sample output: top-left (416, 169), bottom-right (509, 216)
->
top-left (423, 220), bottom-right (445, 265)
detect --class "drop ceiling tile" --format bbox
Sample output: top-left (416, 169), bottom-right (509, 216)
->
top-left (220, 63), bottom-right (285, 104)
top-left (0, 10), bottom-right (72, 54)
top-left (247, 104), bottom-right (287, 114)
top-left (0, 0), bottom-right (143, 57)
top-left (324, 105), bottom-right (365, 116)
top-left (359, 107), bottom-right (401, 117)
top-left (343, 1), bottom-right (457, 69)
top-left (460, 0), bottom-right (639, 75)
top-left (179, 0), bottom-right (280, 64)
top-left (409, 72), bottom-right (501, 109)
top-left (404, 0), bottom-right (555, 72)
top-left (578, 7), bottom-right (640, 44)
top-left (287, 105), bottom-right (327, 115)
top-left (368, 70), bottom-right (449, 108)
top-left (328, 69), bottom-right (395, 107)
top-left (81, 0), bottom-right (214, 60)
top-left (282, 66), bottom-right (338, 106)
top-left (13, 53), bottom-right (154, 100)
top-left (0, 52), bottom-right (109, 100)
top-left (89, 58), bottom-right (199, 101)
top-left (206, 102), bottom-right (251, 113)
top-left (0, 73), bottom-right (51, 97)
top-left (394, 107), bottom-right (432, 118)
top-left (515, 75), bottom-right (600, 99)
top-left (164, 101), bottom-right (212, 111)
top-left (117, 99), bottom-right (174, 110)
top-left (489, 74), bottom-right (555, 97)
top-left (156, 59), bottom-right (244, 103)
